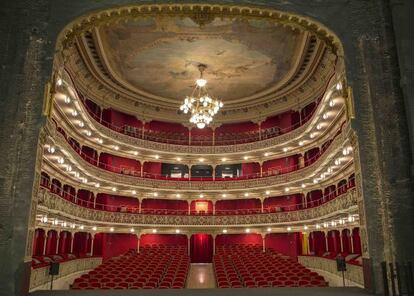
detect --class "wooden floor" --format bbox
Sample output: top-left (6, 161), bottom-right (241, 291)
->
top-left (186, 264), bottom-right (216, 288)
top-left (31, 287), bottom-right (370, 296)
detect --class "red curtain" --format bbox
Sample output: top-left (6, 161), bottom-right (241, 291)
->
top-left (73, 232), bottom-right (89, 257)
top-left (33, 229), bottom-right (45, 256)
top-left (264, 194), bottom-right (302, 210)
top-left (190, 234), bottom-right (213, 263)
top-left (215, 199), bottom-right (260, 211)
top-left (311, 231), bottom-right (326, 255)
top-left (352, 228), bottom-right (362, 254)
top-left (45, 230), bottom-right (58, 255)
top-left (341, 229), bottom-right (352, 253)
top-left (262, 155), bottom-right (299, 174)
top-left (265, 233), bottom-right (301, 257)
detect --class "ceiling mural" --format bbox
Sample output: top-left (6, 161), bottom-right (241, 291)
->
top-left (98, 15), bottom-right (305, 103)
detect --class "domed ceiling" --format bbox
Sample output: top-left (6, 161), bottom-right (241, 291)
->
top-left (67, 5), bottom-right (337, 123)
top-left (98, 17), bottom-right (303, 104)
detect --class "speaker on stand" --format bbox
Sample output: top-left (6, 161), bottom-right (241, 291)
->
top-left (49, 262), bottom-right (60, 290)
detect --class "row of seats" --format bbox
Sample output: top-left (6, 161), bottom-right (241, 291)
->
top-left (214, 245), bottom-right (328, 288)
top-left (71, 246), bottom-right (189, 290)
top-left (32, 254), bottom-right (78, 268)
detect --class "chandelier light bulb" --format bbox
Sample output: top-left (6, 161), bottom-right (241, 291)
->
top-left (71, 110), bottom-right (78, 117)
top-left (64, 96), bottom-right (71, 104)
top-left (329, 100), bottom-right (335, 107)
top-left (196, 79), bottom-right (207, 87)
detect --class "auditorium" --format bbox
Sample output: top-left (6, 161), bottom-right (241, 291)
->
top-left (1, 1), bottom-right (414, 296)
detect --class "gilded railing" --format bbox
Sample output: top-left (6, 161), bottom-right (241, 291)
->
top-left (38, 188), bottom-right (357, 227)
top-left (46, 121), bottom-right (352, 191)
top-left (30, 257), bottom-right (102, 291)
top-left (298, 256), bottom-right (363, 286)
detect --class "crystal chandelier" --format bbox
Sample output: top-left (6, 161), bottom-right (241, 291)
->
top-left (180, 64), bottom-right (223, 129)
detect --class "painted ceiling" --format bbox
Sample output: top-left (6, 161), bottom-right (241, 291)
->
top-left (98, 15), bottom-right (305, 104)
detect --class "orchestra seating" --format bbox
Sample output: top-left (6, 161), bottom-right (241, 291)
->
top-left (213, 245), bottom-right (327, 288)
top-left (71, 245), bottom-right (189, 290)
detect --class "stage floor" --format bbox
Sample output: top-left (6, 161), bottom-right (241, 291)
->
top-left (31, 287), bottom-right (370, 296)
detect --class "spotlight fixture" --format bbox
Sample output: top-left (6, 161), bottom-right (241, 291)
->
top-left (301, 184), bottom-right (306, 188)
top-left (287, 227), bottom-right (292, 231)
top-left (222, 229), bottom-right (228, 233)
top-left (243, 156), bottom-right (249, 160)
top-left (71, 110), bottom-right (78, 117)
top-left (313, 179), bottom-right (318, 184)
top-left (336, 82), bottom-right (342, 90)
top-left (221, 158), bottom-right (227, 162)
top-left (310, 133), bottom-right (315, 139)
top-left (85, 130), bottom-right (92, 136)
top-left (323, 113), bottom-right (328, 119)
top-left (152, 229), bottom-right (157, 233)
top-left (304, 225), bottom-right (308, 230)
top-left (244, 193), bottom-right (249, 197)
top-left (78, 121), bottom-right (84, 128)
top-left (114, 145), bottom-right (119, 151)
top-left (199, 194), bottom-right (204, 198)
top-left (283, 148), bottom-right (288, 152)
top-left (133, 151), bottom-right (138, 156)
top-left (316, 124), bottom-right (322, 130)
top-left (110, 227), bottom-right (114, 232)
top-left (64, 95), bottom-right (71, 104)
top-left (267, 227), bottom-right (272, 232)
top-left (175, 229), bottom-right (181, 233)
top-left (97, 138), bottom-right (103, 144)
top-left (199, 158), bottom-right (204, 162)
top-left (132, 190), bottom-right (136, 195)
top-left (79, 225), bottom-right (84, 230)
top-left (155, 155), bottom-right (160, 159)
top-left (130, 228), bottom-right (135, 233)
top-left (176, 193), bottom-right (181, 198)
top-left (176, 157), bottom-right (182, 161)
top-left (112, 187), bottom-right (117, 192)
top-left (329, 100), bottom-right (335, 107)
top-left (57, 78), bottom-right (63, 86)
top-left (264, 152), bottom-right (269, 157)
top-left (285, 188), bottom-right (290, 192)
top-left (245, 228), bottom-right (251, 233)
top-left (222, 193), bottom-right (227, 198)
top-left (265, 190), bottom-right (270, 195)
top-left (57, 157), bottom-right (64, 164)
top-left (299, 141), bottom-right (304, 146)
top-left (153, 192), bottom-right (158, 197)
top-left (92, 226), bottom-right (97, 231)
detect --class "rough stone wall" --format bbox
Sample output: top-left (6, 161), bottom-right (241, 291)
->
top-left (0, 0), bottom-right (413, 295)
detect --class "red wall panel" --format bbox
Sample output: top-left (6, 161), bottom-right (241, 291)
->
top-left (215, 234), bottom-right (262, 246)
top-left (215, 199), bottom-right (261, 211)
top-left (143, 162), bottom-right (162, 175)
top-left (141, 199), bottom-right (188, 211)
top-left (262, 155), bottom-right (299, 174)
top-left (264, 194), bottom-right (303, 211)
top-left (241, 162), bottom-right (260, 176)
top-left (265, 233), bottom-right (302, 257)
top-left (140, 234), bottom-right (187, 246)
top-left (100, 233), bottom-right (138, 260)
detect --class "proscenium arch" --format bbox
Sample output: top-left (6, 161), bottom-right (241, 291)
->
top-left (2, 1), bottom-right (412, 296)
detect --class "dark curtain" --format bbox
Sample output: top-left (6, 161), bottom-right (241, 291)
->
top-left (190, 234), bottom-right (213, 263)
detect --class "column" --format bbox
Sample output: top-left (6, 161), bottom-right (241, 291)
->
top-left (70, 233), bottom-right (74, 253)
top-left (260, 198), bottom-right (264, 213)
top-left (212, 165), bottom-right (216, 180)
top-left (90, 234), bottom-right (94, 256)
top-left (55, 233), bottom-right (60, 254)
top-left (299, 153), bottom-right (305, 169)
top-left (141, 122), bottom-right (145, 139)
top-left (261, 234), bottom-right (266, 252)
top-left (140, 162), bottom-right (144, 177)
top-left (188, 128), bottom-right (191, 145)
top-left (324, 231), bottom-right (329, 252)
top-left (93, 192), bottom-right (97, 208)
top-left (138, 198), bottom-right (142, 213)
top-left (42, 232), bottom-right (47, 255)
top-left (350, 233), bottom-right (354, 253)
top-left (339, 231), bottom-right (344, 253)
top-left (212, 234), bottom-right (216, 256)
top-left (212, 128), bottom-right (215, 146)
top-left (212, 200), bottom-right (216, 215)
top-left (187, 235), bottom-right (191, 256)
top-left (188, 201), bottom-right (191, 215)
top-left (260, 162), bottom-right (263, 177)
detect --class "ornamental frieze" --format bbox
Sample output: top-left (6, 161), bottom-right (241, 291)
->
top-left (38, 189), bottom-right (358, 227)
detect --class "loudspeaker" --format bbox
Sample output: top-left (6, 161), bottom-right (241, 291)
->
top-left (336, 257), bottom-right (347, 272)
top-left (49, 262), bottom-right (60, 275)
